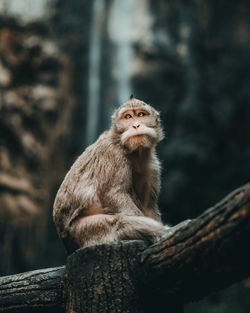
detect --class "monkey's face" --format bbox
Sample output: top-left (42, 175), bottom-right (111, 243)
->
top-left (112, 99), bottom-right (164, 152)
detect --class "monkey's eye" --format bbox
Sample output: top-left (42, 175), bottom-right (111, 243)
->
top-left (137, 112), bottom-right (146, 117)
top-left (124, 113), bottom-right (132, 119)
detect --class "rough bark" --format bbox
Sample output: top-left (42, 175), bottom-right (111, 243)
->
top-left (0, 183), bottom-right (249, 312)
top-left (63, 242), bottom-right (184, 313)
top-left (141, 183), bottom-right (250, 301)
top-left (0, 266), bottom-right (65, 313)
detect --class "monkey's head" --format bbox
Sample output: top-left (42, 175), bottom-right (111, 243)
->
top-left (111, 96), bottom-right (164, 152)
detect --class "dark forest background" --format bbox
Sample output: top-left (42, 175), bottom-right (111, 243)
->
top-left (0, 1), bottom-right (250, 312)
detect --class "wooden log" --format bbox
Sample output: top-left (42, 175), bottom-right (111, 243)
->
top-left (63, 241), bottom-right (183, 313)
top-left (0, 266), bottom-right (65, 313)
top-left (141, 183), bottom-right (250, 302)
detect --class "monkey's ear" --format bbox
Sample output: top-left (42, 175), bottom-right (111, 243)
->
top-left (129, 94), bottom-right (134, 100)
top-left (155, 109), bottom-right (160, 118)
top-left (111, 111), bottom-right (117, 122)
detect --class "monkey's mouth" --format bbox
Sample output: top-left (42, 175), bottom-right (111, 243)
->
top-left (130, 135), bottom-right (144, 142)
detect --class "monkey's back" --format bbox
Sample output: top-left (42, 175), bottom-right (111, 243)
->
top-left (53, 131), bottom-right (131, 242)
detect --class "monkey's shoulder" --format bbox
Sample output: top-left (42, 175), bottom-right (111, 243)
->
top-left (89, 130), bottom-right (122, 155)
top-left (53, 131), bottom-right (121, 212)
top-left (75, 131), bottom-right (125, 167)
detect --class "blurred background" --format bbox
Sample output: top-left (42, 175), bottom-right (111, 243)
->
top-left (0, 0), bottom-right (250, 312)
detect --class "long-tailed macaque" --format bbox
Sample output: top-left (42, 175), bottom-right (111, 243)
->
top-left (53, 96), bottom-right (169, 254)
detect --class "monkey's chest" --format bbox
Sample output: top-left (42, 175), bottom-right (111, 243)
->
top-left (132, 172), bottom-right (150, 209)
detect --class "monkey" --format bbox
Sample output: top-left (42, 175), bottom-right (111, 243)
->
top-left (53, 96), bottom-right (169, 254)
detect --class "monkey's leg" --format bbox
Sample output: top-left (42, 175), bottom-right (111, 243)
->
top-left (70, 214), bottom-right (167, 248)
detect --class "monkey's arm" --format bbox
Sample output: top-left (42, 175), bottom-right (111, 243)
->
top-left (144, 185), bottom-right (163, 222)
top-left (143, 205), bottom-right (163, 223)
top-left (105, 187), bottom-right (144, 216)
top-left (143, 163), bottom-right (163, 223)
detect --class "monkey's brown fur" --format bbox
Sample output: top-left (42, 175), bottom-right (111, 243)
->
top-left (53, 97), bottom-right (168, 254)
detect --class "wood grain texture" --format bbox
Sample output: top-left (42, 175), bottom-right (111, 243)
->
top-left (0, 266), bottom-right (65, 313)
top-left (141, 183), bottom-right (250, 302)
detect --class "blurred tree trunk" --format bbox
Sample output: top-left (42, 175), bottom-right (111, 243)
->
top-left (0, 16), bottom-right (76, 274)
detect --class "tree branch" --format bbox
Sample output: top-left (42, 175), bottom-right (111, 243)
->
top-left (141, 183), bottom-right (250, 302)
top-left (0, 266), bottom-right (65, 312)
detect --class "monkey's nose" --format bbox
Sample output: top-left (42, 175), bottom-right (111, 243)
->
top-left (133, 124), bottom-right (140, 129)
